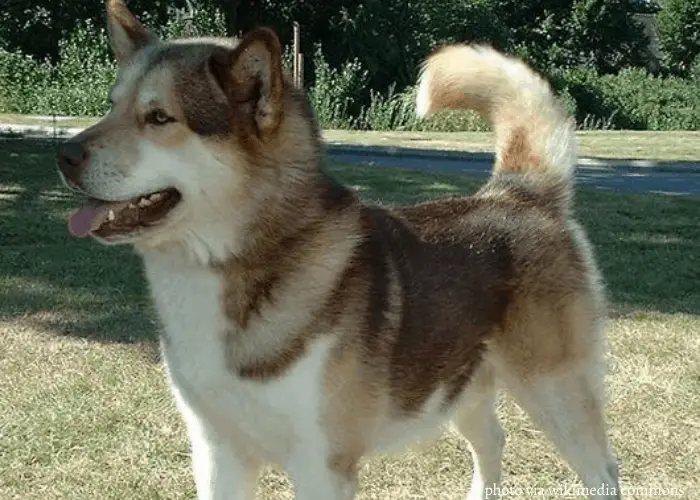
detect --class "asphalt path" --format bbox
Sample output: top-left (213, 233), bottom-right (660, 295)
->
top-left (326, 146), bottom-right (700, 197)
top-left (2, 123), bottom-right (699, 197)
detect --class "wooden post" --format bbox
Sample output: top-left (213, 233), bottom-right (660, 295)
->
top-left (293, 22), bottom-right (301, 87)
top-left (298, 53), bottom-right (304, 88)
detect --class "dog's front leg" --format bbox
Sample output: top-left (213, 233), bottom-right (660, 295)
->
top-left (287, 452), bottom-right (358, 500)
top-left (187, 418), bottom-right (258, 500)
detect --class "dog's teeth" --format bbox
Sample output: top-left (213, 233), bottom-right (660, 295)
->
top-left (139, 197), bottom-right (152, 208)
top-left (150, 192), bottom-right (162, 201)
top-left (107, 210), bottom-right (115, 221)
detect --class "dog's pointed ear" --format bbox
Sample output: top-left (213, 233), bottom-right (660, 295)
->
top-left (209, 28), bottom-right (285, 136)
top-left (105, 0), bottom-right (157, 63)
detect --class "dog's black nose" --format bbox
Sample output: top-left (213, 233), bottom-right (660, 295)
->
top-left (57, 140), bottom-right (87, 168)
top-left (56, 140), bottom-right (88, 184)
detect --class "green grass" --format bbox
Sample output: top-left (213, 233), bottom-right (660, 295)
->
top-left (1, 138), bottom-right (698, 499)
top-left (324, 129), bottom-right (700, 163)
top-left (1, 113), bottom-right (699, 162)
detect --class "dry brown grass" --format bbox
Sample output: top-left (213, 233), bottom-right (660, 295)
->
top-left (1, 138), bottom-right (698, 499)
top-left (2, 311), bottom-right (697, 499)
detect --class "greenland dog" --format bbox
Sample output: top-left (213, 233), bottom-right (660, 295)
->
top-left (56, 1), bottom-right (622, 499)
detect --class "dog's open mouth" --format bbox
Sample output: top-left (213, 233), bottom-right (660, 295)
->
top-left (68, 188), bottom-right (182, 239)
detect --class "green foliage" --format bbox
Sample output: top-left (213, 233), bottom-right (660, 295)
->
top-left (0, 0), bottom-right (171, 62)
top-left (556, 67), bottom-right (700, 130)
top-left (0, 49), bottom-right (52, 114)
top-left (1, 3), bottom-right (698, 132)
top-left (657, 0), bottom-right (700, 75)
top-left (356, 85), bottom-right (417, 131)
top-left (308, 46), bottom-right (368, 129)
top-left (691, 55), bottom-right (700, 83)
top-left (308, 51), bottom-right (489, 132)
top-left (47, 22), bottom-right (117, 116)
top-left (566, 0), bottom-right (650, 73)
top-left (158, 3), bottom-right (228, 38)
top-left (0, 21), bottom-right (115, 117)
top-left (490, 0), bottom-right (650, 74)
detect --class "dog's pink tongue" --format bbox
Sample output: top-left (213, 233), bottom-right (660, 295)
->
top-left (68, 203), bottom-right (107, 238)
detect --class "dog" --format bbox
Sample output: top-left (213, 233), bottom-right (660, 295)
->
top-left (55, 1), bottom-right (622, 499)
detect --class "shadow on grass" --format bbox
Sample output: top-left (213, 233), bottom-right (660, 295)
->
top-left (1, 138), bottom-right (698, 348)
top-left (1, 137), bottom-right (155, 344)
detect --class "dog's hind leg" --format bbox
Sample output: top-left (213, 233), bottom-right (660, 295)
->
top-left (453, 363), bottom-right (505, 500)
top-left (496, 360), bottom-right (621, 500)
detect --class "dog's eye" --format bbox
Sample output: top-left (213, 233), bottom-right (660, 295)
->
top-left (146, 109), bottom-right (175, 126)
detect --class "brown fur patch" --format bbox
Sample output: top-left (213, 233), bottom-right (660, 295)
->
top-left (237, 335), bottom-right (307, 379)
top-left (499, 127), bottom-right (542, 171)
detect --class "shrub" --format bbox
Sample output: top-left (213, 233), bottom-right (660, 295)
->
top-left (1, 15), bottom-right (698, 132)
top-left (691, 55), bottom-right (700, 83)
top-left (46, 21), bottom-right (116, 116)
top-left (558, 67), bottom-right (700, 131)
top-left (308, 46), bottom-right (367, 129)
top-left (0, 49), bottom-right (52, 114)
top-left (158, 4), bottom-right (227, 39)
top-left (0, 21), bottom-right (115, 117)
top-left (357, 85), bottom-right (416, 131)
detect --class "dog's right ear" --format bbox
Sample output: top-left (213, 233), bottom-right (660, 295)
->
top-left (105, 0), bottom-right (158, 63)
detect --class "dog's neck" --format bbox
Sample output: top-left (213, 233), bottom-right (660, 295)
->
top-left (136, 166), bottom-right (358, 270)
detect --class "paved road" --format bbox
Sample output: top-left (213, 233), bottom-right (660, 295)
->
top-left (3, 123), bottom-right (700, 196)
top-left (327, 146), bottom-right (700, 197)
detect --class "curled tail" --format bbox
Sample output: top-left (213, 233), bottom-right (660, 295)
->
top-left (416, 44), bottom-right (576, 216)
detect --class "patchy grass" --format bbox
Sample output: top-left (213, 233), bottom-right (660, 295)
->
top-left (0, 113), bottom-right (99, 129)
top-left (1, 114), bottom-right (699, 163)
top-left (324, 129), bottom-right (700, 163)
top-left (1, 138), bottom-right (698, 499)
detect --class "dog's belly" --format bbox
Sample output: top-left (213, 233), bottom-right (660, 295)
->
top-left (367, 387), bottom-right (455, 454)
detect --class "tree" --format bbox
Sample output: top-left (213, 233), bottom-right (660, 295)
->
top-left (0, 0), bottom-right (172, 60)
top-left (657, 0), bottom-right (700, 74)
top-left (566, 0), bottom-right (650, 73)
top-left (490, 0), bottom-right (650, 74)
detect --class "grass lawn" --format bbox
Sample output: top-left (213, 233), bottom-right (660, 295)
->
top-left (324, 129), bottom-right (700, 163)
top-left (1, 113), bottom-right (700, 163)
top-left (1, 137), bottom-right (698, 499)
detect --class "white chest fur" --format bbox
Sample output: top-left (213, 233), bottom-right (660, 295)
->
top-left (142, 252), bottom-right (331, 465)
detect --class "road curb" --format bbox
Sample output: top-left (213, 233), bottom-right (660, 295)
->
top-left (3, 122), bottom-right (699, 174)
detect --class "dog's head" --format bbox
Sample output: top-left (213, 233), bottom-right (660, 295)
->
top-left (57, 0), bottom-right (319, 261)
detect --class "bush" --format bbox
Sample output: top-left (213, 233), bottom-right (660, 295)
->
top-left (691, 55), bottom-right (700, 83)
top-left (1, 14), bottom-right (698, 131)
top-left (308, 51), bottom-right (489, 132)
top-left (0, 21), bottom-right (115, 117)
top-left (0, 3), bottom-right (226, 118)
top-left (308, 46), bottom-right (367, 129)
top-left (46, 22), bottom-right (116, 116)
top-left (557, 67), bottom-right (700, 131)
top-left (158, 5), bottom-right (227, 39)
top-left (0, 49), bottom-right (52, 114)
